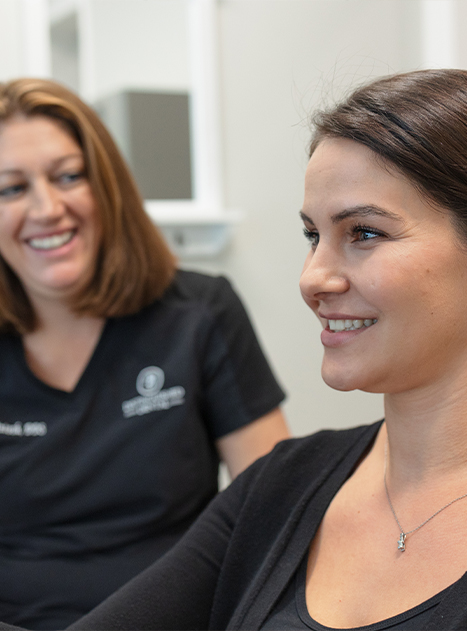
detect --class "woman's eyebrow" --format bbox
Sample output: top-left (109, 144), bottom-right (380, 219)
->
top-left (0, 169), bottom-right (23, 177)
top-left (299, 205), bottom-right (401, 227)
top-left (50, 153), bottom-right (84, 166)
top-left (299, 210), bottom-right (315, 226)
top-left (0, 153), bottom-right (84, 178)
top-left (330, 205), bottom-right (402, 224)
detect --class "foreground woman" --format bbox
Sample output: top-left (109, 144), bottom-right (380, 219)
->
top-left (3, 68), bottom-right (467, 630)
top-left (0, 79), bottom-right (288, 629)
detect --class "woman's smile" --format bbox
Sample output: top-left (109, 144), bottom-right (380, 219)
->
top-left (26, 228), bottom-right (77, 251)
top-left (320, 316), bottom-right (378, 348)
top-left (325, 317), bottom-right (377, 332)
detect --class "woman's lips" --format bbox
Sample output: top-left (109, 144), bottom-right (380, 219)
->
top-left (320, 317), bottom-right (378, 347)
top-left (27, 229), bottom-right (76, 251)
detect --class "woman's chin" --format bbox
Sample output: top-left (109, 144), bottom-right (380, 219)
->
top-left (321, 365), bottom-right (387, 395)
top-left (322, 373), bottom-right (357, 392)
top-left (321, 363), bottom-right (368, 393)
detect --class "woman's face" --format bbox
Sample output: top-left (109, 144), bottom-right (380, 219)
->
top-left (299, 137), bottom-right (467, 395)
top-left (0, 114), bottom-right (100, 307)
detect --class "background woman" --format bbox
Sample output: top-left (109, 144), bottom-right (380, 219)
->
top-left (0, 78), bottom-right (289, 630)
top-left (50, 67), bottom-right (467, 631)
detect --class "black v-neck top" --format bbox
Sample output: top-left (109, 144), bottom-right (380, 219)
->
top-left (262, 553), bottom-right (452, 630)
top-left (0, 270), bottom-right (285, 630)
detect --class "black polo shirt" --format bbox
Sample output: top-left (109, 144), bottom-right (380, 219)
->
top-left (0, 270), bottom-right (285, 629)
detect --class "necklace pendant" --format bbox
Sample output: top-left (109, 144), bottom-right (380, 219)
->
top-left (397, 532), bottom-right (406, 551)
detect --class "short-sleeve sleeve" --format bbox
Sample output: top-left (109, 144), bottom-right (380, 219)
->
top-left (193, 274), bottom-right (286, 439)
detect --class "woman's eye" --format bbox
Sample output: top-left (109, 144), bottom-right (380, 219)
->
top-left (0, 183), bottom-right (26, 199)
top-left (352, 225), bottom-right (386, 242)
top-left (303, 227), bottom-right (319, 248)
top-left (56, 171), bottom-right (85, 186)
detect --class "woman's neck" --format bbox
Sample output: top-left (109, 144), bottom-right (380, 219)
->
top-left (22, 301), bottom-right (106, 392)
top-left (383, 376), bottom-right (467, 485)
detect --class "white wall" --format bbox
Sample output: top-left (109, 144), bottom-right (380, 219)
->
top-left (89, 0), bottom-right (190, 99)
top-left (187, 0), bottom-right (422, 436)
top-left (0, 0), bottom-right (460, 436)
top-left (0, 1), bottom-right (24, 80)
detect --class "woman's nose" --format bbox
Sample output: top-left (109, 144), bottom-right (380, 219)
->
top-left (299, 245), bottom-right (350, 303)
top-left (28, 180), bottom-right (64, 221)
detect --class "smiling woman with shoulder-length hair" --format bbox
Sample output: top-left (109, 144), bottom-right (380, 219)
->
top-left (0, 78), bottom-right (176, 334)
top-left (0, 78), bottom-right (288, 630)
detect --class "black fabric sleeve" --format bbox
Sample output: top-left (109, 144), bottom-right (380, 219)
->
top-left (65, 456), bottom-right (256, 631)
top-left (196, 275), bottom-right (286, 438)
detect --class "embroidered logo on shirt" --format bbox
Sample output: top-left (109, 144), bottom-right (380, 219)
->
top-left (136, 366), bottom-right (165, 396)
top-left (121, 366), bottom-right (185, 418)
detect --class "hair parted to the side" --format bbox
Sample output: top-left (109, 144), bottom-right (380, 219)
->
top-left (310, 68), bottom-right (467, 244)
top-left (0, 78), bottom-right (177, 334)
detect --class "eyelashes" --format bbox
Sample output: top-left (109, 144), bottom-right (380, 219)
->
top-left (350, 224), bottom-right (387, 242)
top-left (302, 223), bottom-right (387, 248)
top-left (303, 227), bottom-right (319, 248)
top-left (0, 170), bottom-right (87, 200)
top-left (0, 183), bottom-right (26, 199)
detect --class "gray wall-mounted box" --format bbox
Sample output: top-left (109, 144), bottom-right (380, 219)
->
top-left (94, 90), bottom-right (193, 200)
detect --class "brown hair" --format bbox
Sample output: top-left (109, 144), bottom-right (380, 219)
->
top-left (310, 68), bottom-right (467, 243)
top-left (0, 77), bottom-right (177, 334)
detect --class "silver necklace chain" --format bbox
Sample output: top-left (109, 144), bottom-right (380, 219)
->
top-left (383, 441), bottom-right (467, 552)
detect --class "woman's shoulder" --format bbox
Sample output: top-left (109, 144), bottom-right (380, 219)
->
top-left (242, 421), bottom-right (383, 488)
top-left (205, 420), bottom-right (384, 605)
top-left (121, 270), bottom-right (237, 327)
top-left (273, 420), bottom-right (382, 456)
top-left (154, 269), bottom-right (254, 334)
top-left (164, 269), bottom-right (237, 305)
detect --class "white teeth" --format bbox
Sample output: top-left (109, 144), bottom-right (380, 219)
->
top-left (28, 230), bottom-right (74, 250)
top-left (328, 318), bottom-right (377, 332)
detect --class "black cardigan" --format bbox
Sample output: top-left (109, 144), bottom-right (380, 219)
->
top-left (4, 421), bottom-right (467, 631)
